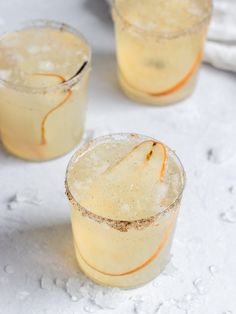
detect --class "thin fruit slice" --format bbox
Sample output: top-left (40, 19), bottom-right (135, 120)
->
top-left (31, 72), bottom-right (72, 145)
top-left (84, 140), bottom-right (167, 218)
top-left (75, 211), bottom-right (177, 277)
top-left (149, 50), bottom-right (202, 96)
top-left (120, 49), bottom-right (202, 97)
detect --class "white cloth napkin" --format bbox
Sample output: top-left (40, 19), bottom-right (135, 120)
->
top-left (107, 0), bottom-right (236, 73)
top-left (204, 0), bottom-right (236, 72)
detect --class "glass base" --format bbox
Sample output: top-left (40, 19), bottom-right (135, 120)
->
top-left (118, 70), bottom-right (198, 106)
top-left (74, 236), bottom-right (173, 289)
top-left (1, 131), bottom-right (83, 161)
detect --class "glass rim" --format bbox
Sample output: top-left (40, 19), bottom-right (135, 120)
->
top-left (65, 133), bottom-right (186, 231)
top-left (112, 0), bottom-right (212, 40)
top-left (0, 19), bottom-right (91, 94)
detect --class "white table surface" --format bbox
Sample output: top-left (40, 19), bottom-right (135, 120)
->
top-left (0, 1), bottom-right (236, 313)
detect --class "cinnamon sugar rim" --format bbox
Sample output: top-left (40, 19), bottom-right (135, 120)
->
top-left (65, 133), bottom-right (186, 232)
top-left (112, 0), bottom-right (212, 40)
top-left (0, 19), bottom-right (91, 94)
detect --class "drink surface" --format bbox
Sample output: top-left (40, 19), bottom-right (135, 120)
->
top-left (115, 0), bottom-right (209, 34)
top-left (0, 27), bottom-right (88, 86)
top-left (68, 137), bottom-right (183, 220)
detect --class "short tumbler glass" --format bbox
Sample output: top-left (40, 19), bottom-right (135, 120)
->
top-left (112, 0), bottom-right (212, 106)
top-left (65, 133), bottom-right (185, 288)
top-left (0, 20), bottom-right (91, 161)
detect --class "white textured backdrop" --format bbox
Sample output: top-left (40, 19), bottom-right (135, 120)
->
top-left (0, 1), bottom-right (236, 314)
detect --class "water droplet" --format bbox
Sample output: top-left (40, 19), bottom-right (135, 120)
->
top-left (220, 209), bottom-right (236, 223)
top-left (193, 278), bottom-right (209, 295)
top-left (40, 276), bottom-right (54, 291)
top-left (4, 265), bottom-right (14, 274)
top-left (208, 265), bottom-right (219, 276)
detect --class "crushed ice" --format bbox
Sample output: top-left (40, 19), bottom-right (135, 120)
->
top-left (208, 265), bottom-right (219, 276)
top-left (7, 188), bottom-right (42, 210)
top-left (66, 276), bottom-right (128, 310)
top-left (40, 276), bottom-right (54, 291)
top-left (66, 277), bottom-right (83, 301)
top-left (220, 207), bottom-right (236, 223)
top-left (192, 278), bottom-right (209, 295)
top-left (93, 287), bottom-right (127, 309)
top-left (171, 293), bottom-right (200, 313)
top-left (83, 301), bottom-right (100, 313)
top-left (132, 295), bottom-right (163, 314)
top-left (55, 278), bottom-right (66, 289)
top-left (4, 264), bottom-right (14, 274)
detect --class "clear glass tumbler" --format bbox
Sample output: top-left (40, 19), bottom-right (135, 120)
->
top-left (65, 133), bottom-right (185, 288)
top-left (112, 0), bottom-right (212, 105)
top-left (0, 20), bottom-right (91, 160)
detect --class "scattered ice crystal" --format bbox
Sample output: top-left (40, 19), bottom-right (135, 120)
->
top-left (40, 277), bottom-right (54, 291)
top-left (132, 295), bottom-right (162, 314)
top-left (208, 265), bottom-right (219, 276)
top-left (55, 278), bottom-right (66, 289)
top-left (220, 208), bottom-right (236, 223)
top-left (171, 293), bottom-right (199, 312)
top-left (66, 277), bottom-right (83, 300)
top-left (83, 301), bottom-right (100, 313)
top-left (193, 278), bottom-right (209, 295)
top-left (8, 188), bottom-right (42, 210)
top-left (4, 265), bottom-right (14, 274)
top-left (94, 287), bottom-right (127, 310)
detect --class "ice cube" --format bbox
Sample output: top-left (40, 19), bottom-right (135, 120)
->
top-left (4, 265), bottom-right (14, 274)
top-left (38, 61), bottom-right (55, 71)
top-left (40, 276), bottom-right (54, 291)
top-left (66, 277), bottom-right (83, 300)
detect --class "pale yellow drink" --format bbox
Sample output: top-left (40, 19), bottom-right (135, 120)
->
top-left (113, 0), bottom-right (212, 105)
top-left (0, 20), bottom-right (91, 160)
top-left (65, 134), bottom-right (185, 288)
